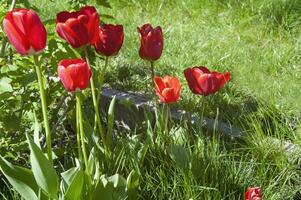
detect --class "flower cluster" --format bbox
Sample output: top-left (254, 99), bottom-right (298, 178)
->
top-left (3, 6), bottom-right (231, 101)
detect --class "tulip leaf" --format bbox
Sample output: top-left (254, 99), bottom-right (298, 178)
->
top-left (26, 133), bottom-right (59, 199)
top-left (107, 96), bottom-right (116, 150)
top-left (0, 156), bottom-right (38, 200)
top-left (167, 144), bottom-right (191, 170)
top-left (61, 167), bottom-right (80, 186)
top-left (64, 169), bottom-right (84, 200)
top-left (126, 170), bottom-right (140, 190)
top-left (0, 77), bottom-right (13, 94)
top-left (95, 0), bottom-right (112, 8)
top-left (33, 112), bottom-right (41, 148)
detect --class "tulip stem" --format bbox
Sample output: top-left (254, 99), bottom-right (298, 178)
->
top-left (76, 92), bottom-right (90, 177)
top-left (150, 61), bottom-right (155, 82)
top-left (84, 48), bottom-right (107, 151)
top-left (10, 0), bottom-right (17, 11)
top-left (33, 55), bottom-right (52, 164)
top-left (76, 94), bottom-right (82, 162)
top-left (163, 104), bottom-right (170, 144)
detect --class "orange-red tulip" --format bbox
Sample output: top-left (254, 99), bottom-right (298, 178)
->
top-left (56, 6), bottom-right (99, 48)
top-left (245, 187), bottom-right (262, 200)
top-left (58, 59), bottom-right (92, 92)
top-left (154, 75), bottom-right (181, 103)
top-left (138, 23), bottom-right (163, 61)
top-left (2, 8), bottom-right (47, 55)
top-left (94, 24), bottom-right (124, 57)
top-left (184, 66), bottom-right (230, 96)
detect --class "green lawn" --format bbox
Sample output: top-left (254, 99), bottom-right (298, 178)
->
top-left (1, 0), bottom-right (301, 199)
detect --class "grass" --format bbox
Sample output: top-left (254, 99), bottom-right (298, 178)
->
top-left (1, 0), bottom-right (301, 199)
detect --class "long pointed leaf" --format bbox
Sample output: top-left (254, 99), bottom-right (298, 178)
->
top-left (26, 134), bottom-right (59, 198)
top-left (0, 156), bottom-right (38, 200)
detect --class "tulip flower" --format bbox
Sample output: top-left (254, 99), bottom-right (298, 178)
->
top-left (2, 8), bottom-right (47, 55)
top-left (154, 75), bottom-right (181, 103)
top-left (245, 187), bottom-right (262, 200)
top-left (183, 66), bottom-right (230, 96)
top-left (137, 23), bottom-right (163, 62)
top-left (58, 59), bottom-right (92, 92)
top-left (56, 6), bottom-right (99, 48)
top-left (94, 24), bottom-right (124, 57)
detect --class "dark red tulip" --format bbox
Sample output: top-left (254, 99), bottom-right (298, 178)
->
top-left (94, 24), bottom-right (124, 57)
top-left (2, 8), bottom-right (47, 55)
top-left (183, 66), bottom-right (230, 96)
top-left (58, 59), bottom-right (92, 92)
top-left (138, 23), bottom-right (163, 61)
top-left (56, 6), bottom-right (99, 48)
top-left (245, 187), bottom-right (262, 200)
top-left (154, 75), bottom-right (181, 103)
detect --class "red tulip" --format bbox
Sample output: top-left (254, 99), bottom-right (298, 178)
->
top-left (245, 187), bottom-right (262, 200)
top-left (2, 8), bottom-right (47, 55)
top-left (154, 75), bottom-right (181, 103)
top-left (58, 59), bottom-right (92, 92)
top-left (56, 6), bottom-right (99, 48)
top-left (138, 23), bottom-right (163, 61)
top-left (94, 24), bottom-right (124, 57)
top-left (183, 66), bottom-right (230, 96)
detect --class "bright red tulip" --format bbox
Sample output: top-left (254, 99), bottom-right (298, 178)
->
top-left (94, 24), bottom-right (124, 57)
top-left (2, 8), bottom-right (47, 55)
top-left (56, 6), bottom-right (99, 48)
top-left (154, 75), bottom-right (181, 103)
top-left (245, 187), bottom-right (262, 200)
top-left (58, 59), bottom-right (92, 92)
top-left (138, 23), bottom-right (163, 61)
top-left (183, 66), bottom-right (230, 96)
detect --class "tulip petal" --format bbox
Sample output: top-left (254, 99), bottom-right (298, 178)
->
top-left (3, 18), bottom-right (29, 55)
top-left (162, 88), bottom-right (177, 103)
top-left (26, 10), bottom-right (47, 53)
top-left (56, 23), bottom-right (82, 48)
top-left (58, 65), bottom-right (75, 92)
top-left (184, 68), bottom-right (203, 94)
top-left (154, 76), bottom-right (166, 93)
top-left (197, 74), bottom-right (220, 96)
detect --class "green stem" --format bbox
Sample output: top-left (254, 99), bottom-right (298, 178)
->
top-left (150, 61), bottom-right (155, 83)
top-left (84, 48), bottom-right (107, 150)
top-left (76, 95), bottom-right (82, 162)
top-left (33, 55), bottom-right (52, 164)
top-left (76, 92), bottom-right (90, 176)
top-left (163, 104), bottom-right (170, 145)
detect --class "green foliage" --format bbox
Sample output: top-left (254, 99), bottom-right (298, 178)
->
top-left (26, 134), bottom-right (59, 198)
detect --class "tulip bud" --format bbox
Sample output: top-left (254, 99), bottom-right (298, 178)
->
top-left (154, 75), bottom-right (181, 103)
top-left (183, 66), bottom-right (230, 96)
top-left (138, 23), bottom-right (163, 62)
top-left (245, 187), bottom-right (262, 200)
top-left (58, 59), bottom-right (92, 92)
top-left (94, 24), bottom-right (124, 57)
top-left (2, 8), bottom-right (47, 55)
top-left (56, 6), bottom-right (99, 48)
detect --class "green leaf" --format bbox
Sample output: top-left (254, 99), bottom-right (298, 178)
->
top-left (0, 77), bottom-right (12, 94)
top-left (95, 0), bottom-right (112, 8)
top-left (64, 169), bottom-right (84, 200)
top-left (61, 167), bottom-right (79, 186)
top-left (92, 180), bottom-right (111, 200)
top-left (126, 170), bottom-right (140, 190)
top-left (95, 174), bottom-right (127, 200)
top-left (167, 144), bottom-right (191, 170)
top-left (26, 134), bottom-right (59, 198)
top-left (33, 112), bottom-right (41, 148)
top-left (107, 96), bottom-right (116, 149)
top-left (0, 156), bottom-right (38, 200)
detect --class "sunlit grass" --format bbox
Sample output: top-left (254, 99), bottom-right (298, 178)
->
top-left (1, 0), bottom-right (301, 199)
